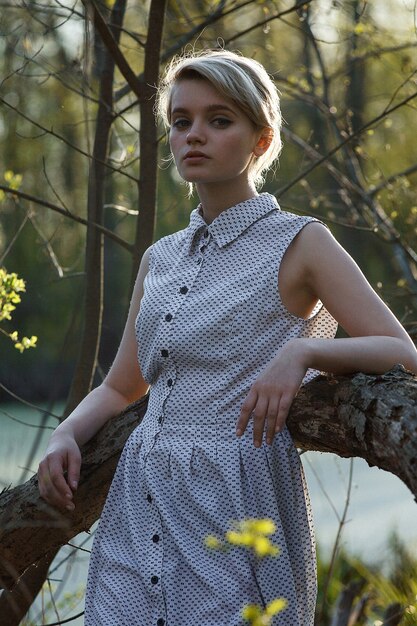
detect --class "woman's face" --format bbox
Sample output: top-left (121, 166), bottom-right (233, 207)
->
top-left (169, 78), bottom-right (262, 189)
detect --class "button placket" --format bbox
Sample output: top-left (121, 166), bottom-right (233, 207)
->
top-left (197, 229), bottom-right (211, 263)
top-left (143, 468), bottom-right (164, 617)
top-left (157, 255), bottom-right (201, 429)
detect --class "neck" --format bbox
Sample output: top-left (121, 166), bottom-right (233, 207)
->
top-left (196, 179), bottom-right (258, 224)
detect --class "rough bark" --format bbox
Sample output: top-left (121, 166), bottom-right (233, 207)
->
top-left (1, 365), bottom-right (417, 594)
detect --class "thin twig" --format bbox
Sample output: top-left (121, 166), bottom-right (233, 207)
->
top-left (33, 610), bottom-right (85, 626)
top-left (0, 97), bottom-right (139, 184)
top-left (317, 459), bottom-right (355, 625)
top-left (0, 383), bottom-right (61, 420)
top-left (0, 408), bottom-right (55, 430)
top-left (0, 185), bottom-right (133, 253)
top-left (0, 213), bottom-right (30, 265)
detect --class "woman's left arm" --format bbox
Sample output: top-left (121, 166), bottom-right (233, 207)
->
top-left (237, 223), bottom-right (417, 446)
top-left (294, 222), bottom-right (417, 374)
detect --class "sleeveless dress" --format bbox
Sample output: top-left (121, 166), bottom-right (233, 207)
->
top-left (84, 193), bottom-right (337, 626)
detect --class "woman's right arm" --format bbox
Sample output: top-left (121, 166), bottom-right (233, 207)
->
top-left (38, 248), bottom-right (151, 511)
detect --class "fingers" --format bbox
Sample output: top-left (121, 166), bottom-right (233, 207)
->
top-left (237, 386), bottom-right (295, 447)
top-left (265, 397), bottom-right (279, 445)
top-left (236, 387), bottom-right (258, 437)
top-left (275, 395), bottom-right (291, 433)
top-left (38, 449), bottom-right (81, 512)
top-left (252, 397), bottom-right (269, 448)
top-left (67, 452), bottom-right (81, 493)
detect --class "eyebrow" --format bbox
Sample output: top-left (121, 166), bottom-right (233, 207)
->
top-left (171, 104), bottom-right (237, 116)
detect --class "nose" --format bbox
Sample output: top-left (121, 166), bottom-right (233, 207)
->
top-left (186, 122), bottom-right (205, 145)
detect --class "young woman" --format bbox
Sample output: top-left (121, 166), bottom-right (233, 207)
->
top-left (38, 50), bottom-right (417, 626)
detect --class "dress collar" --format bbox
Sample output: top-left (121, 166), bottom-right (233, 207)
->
top-left (185, 193), bottom-right (280, 252)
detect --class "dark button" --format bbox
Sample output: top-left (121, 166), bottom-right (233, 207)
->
top-left (161, 349), bottom-right (169, 357)
top-left (167, 378), bottom-right (173, 387)
top-left (197, 258), bottom-right (202, 264)
top-left (158, 415), bottom-right (163, 424)
top-left (204, 229), bottom-right (209, 238)
top-left (179, 286), bottom-right (188, 294)
top-left (157, 619), bottom-right (165, 626)
top-left (151, 575), bottom-right (159, 585)
top-left (200, 245), bottom-right (206, 253)
top-left (147, 493), bottom-right (152, 503)
top-left (152, 534), bottom-right (160, 543)
top-left (165, 313), bottom-right (172, 322)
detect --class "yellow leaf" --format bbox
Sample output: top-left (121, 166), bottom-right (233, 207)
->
top-left (249, 519), bottom-right (276, 535)
top-left (242, 604), bottom-right (262, 619)
top-left (226, 530), bottom-right (253, 547)
top-left (253, 536), bottom-right (279, 558)
top-left (265, 597), bottom-right (287, 616)
top-left (204, 535), bottom-right (222, 549)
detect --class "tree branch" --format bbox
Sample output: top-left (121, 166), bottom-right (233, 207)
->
top-left (276, 90), bottom-right (417, 198)
top-left (0, 97), bottom-right (138, 184)
top-left (0, 184), bottom-right (133, 253)
top-left (1, 366), bottom-right (416, 592)
top-left (81, 0), bottom-right (142, 100)
top-left (223, 0), bottom-right (315, 45)
top-left (130, 0), bottom-right (167, 284)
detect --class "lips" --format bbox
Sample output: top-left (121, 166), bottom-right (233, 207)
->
top-left (183, 151), bottom-right (209, 161)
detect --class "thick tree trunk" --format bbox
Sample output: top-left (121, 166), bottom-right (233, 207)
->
top-left (1, 365), bottom-right (416, 594)
top-left (0, 5), bottom-right (131, 623)
top-left (131, 0), bottom-right (167, 289)
top-left (65, 0), bottom-right (128, 414)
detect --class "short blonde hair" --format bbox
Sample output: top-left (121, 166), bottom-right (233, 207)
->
top-left (156, 50), bottom-right (282, 188)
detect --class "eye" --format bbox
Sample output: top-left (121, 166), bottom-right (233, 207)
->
top-left (172, 118), bottom-right (190, 130)
top-left (212, 117), bottom-right (232, 128)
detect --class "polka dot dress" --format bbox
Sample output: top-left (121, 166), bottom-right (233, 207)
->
top-left (84, 193), bottom-right (338, 626)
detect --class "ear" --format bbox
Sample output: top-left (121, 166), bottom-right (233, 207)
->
top-left (253, 127), bottom-right (273, 157)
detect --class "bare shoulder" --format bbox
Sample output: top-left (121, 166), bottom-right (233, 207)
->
top-left (104, 246), bottom-right (152, 402)
top-left (289, 220), bottom-right (340, 261)
top-left (292, 222), bottom-right (412, 340)
top-left (279, 221), bottom-right (333, 318)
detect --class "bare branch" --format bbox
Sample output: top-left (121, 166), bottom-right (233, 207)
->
top-left (0, 185), bottom-right (133, 253)
top-left (223, 0), bottom-right (316, 45)
top-left (0, 97), bottom-right (139, 184)
top-left (0, 213), bottom-right (30, 265)
top-left (81, 0), bottom-right (142, 100)
top-left (130, 0), bottom-right (167, 285)
top-left (369, 162), bottom-right (417, 196)
top-left (0, 383), bottom-right (61, 421)
top-left (276, 90), bottom-right (417, 198)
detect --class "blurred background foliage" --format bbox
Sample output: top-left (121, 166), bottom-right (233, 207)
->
top-left (1, 0), bottom-right (417, 404)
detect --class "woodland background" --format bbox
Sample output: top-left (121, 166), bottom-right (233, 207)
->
top-left (1, 0), bottom-right (417, 624)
